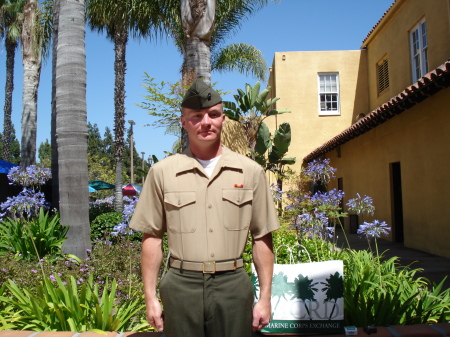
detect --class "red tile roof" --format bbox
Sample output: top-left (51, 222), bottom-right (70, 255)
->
top-left (303, 60), bottom-right (450, 163)
top-left (361, 0), bottom-right (398, 47)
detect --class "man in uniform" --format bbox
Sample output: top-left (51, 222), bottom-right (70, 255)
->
top-left (130, 79), bottom-right (280, 337)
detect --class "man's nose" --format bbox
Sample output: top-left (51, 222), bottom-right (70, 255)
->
top-left (201, 114), bottom-right (212, 125)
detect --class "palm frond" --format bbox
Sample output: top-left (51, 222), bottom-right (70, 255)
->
top-left (211, 43), bottom-right (267, 81)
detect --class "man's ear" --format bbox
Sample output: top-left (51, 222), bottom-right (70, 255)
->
top-left (180, 116), bottom-right (186, 129)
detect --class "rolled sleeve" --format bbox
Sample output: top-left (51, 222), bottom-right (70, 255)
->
top-left (129, 165), bottom-right (166, 238)
top-left (249, 167), bottom-right (280, 239)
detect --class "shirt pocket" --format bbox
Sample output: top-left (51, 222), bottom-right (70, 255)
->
top-left (222, 188), bottom-right (253, 231)
top-left (164, 191), bottom-right (197, 234)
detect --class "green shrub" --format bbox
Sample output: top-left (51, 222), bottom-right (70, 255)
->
top-left (0, 208), bottom-right (68, 260)
top-left (0, 274), bottom-right (148, 332)
top-left (90, 212), bottom-right (123, 243)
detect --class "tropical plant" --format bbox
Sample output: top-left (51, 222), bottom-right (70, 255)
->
top-left (86, 0), bottom-right (165, 212)
top-left (255, 122), bottom-right (296, 202)
top-left (0, 274), bottom-right (149, 332)
top-left (0, 208), bottom-right (68, 260)
top-left (175, 0), bottom-right (271, 86)
top-left (53, 0), bottom-right (91, 259)
top-left (20, 0), bottom-right (52, 167)
top-left (0, 0), bottom-right (23, 162)
top-left (223, 81), bottom-right (290, 159)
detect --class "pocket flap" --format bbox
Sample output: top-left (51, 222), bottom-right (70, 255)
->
top-left (222, 188), bottom-right (253, 206)
top-left (164, 191), bottom-right (196, 208)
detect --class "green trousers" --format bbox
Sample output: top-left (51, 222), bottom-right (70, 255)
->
top-left (160, 267), bottom-right (254, 337)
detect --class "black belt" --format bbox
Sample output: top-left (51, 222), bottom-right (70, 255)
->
top-left (169, 257), bottom-right (244, 274)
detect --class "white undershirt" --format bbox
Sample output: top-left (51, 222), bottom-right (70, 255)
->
top-left (196, 155), bottom-right (222, 177)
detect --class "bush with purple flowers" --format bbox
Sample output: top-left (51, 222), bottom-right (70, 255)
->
top-left (285, 159), bottom-right (346, 246)
top-left (89, 196), bottom-right (142, 243)
top-left (0, 165), bottom-right (51, 220)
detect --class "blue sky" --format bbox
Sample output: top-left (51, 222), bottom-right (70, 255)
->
top-left (0, 0), bottom-right (394, 162)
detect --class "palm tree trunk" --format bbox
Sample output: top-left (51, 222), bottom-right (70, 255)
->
top-left (21, 0), bottom-right (41, 167)
top-left (113, 29), bottom-right (128, 212)
top-left (183, 36), bottom-right (211, 85)
top-left (51, 0), bottom-right (60, 210)
top-left (2, 39), bottom-right (17, 162)
top-left (55, 0), bottom-right (91, 259)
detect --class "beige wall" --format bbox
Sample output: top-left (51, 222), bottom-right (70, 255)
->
top-left (327, 88), bottom-right (450, 258)
top-left (266, 50), bottom-right (369, 171)
top-left (364, 0), bottom-right (450, 110)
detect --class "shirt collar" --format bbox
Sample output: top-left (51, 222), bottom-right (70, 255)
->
top-left (175, 146), bottom-right (244, 175)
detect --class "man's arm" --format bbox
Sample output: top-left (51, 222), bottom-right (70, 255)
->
top-left (251, 233), bottom-right (274, 331)
top-left (141, 233), bottom-right (164, 331)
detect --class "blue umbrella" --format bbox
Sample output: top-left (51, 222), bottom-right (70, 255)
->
top-left (89, 186), bottom-right (97, 193)
top-left (0, 159), bottom-right (18, 174)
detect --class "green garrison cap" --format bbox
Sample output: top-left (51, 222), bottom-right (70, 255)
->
top-left (181, 78), bottom-right (222, 109)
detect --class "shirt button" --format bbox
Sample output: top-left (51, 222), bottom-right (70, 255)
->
top-left (178, 200), bottom-right (181, 206)
top-left (208, 204), bottom-right (212, 209)
top-left (210, 253), bottom-right (215, 257)
top-left (209, 228), bottom-right (213, 233)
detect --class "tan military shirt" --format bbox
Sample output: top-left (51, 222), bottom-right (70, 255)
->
top-left (130, 146), bottom-right (280, 262)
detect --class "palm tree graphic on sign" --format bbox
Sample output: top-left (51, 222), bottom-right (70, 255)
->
top-left (321, 272), bottom-right (344, 319)
top-left (291, 274), bottom-right (319, 320)
top-left (271, 272), bottom-right (294, 312)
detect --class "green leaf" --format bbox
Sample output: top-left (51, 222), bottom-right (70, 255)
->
top-left (255, 122), bottom-right (270, 155)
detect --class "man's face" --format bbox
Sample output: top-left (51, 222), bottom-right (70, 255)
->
top-left (181, 103), bottom-right (225, 145)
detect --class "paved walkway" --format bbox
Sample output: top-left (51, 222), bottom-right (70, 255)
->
top-left (336, 230), bottom-right (450, 289)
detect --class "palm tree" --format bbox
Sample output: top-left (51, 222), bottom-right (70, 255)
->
top-left (20, 0), bottom-right (51, 167)
top-left (0, 0), bottom-right (23, 162)
top-left (53, 0), bottom-right (91, 259)
top-left (86, 0), bottom-right (165, 212)
top-left (177, 0), bottom-right (271, 86)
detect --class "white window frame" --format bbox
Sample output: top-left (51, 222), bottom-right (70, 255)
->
top-left (410, 18), bottom-right (428, 83)
top-left (318, 73), bottom-right (340, 116)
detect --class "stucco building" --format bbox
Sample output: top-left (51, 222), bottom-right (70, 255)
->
top-left (266, 0), bottom-right (450, 257)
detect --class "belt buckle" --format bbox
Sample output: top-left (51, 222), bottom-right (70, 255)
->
top-left (202, 261), bottom-right (216, 274)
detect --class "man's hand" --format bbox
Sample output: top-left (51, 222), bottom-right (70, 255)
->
top-left (146, 296), bottom-right (164, 331)
top-left (141, 234), bottom-right (164, 331)
top-left (252, 298), bottom-right (271, 331)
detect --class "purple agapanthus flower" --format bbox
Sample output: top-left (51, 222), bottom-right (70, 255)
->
top-left (310, 188), bottom-right (344, 207)
top-left (7, 165), bottom-right (51, 189)
top-left (112, 196), bottom-right (139, 236)
top-left (347, 193), bottom-right (375, 215)
top-left (357, 220), bottom-right (391, 239)
top-left (270, 183), bottom-right (284, 202)
top-left (0, 188), bottom-right (50, 220)
top-left (303, 158), bottom-right (337, 184)
top-left (293, 209), bottom-right (334, 240)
